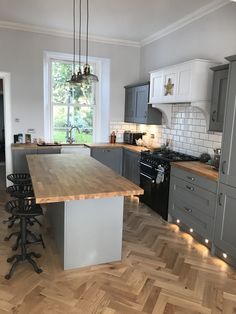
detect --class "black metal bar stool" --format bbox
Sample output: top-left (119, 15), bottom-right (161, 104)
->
top-left (7, 173), bottom-right (31, 185)
top-left (5, 199), bottom-right (43, 279)
top-left (4, 174), bottom-right (32, 228)
top-left (4, 186), bottom-right (45, 251)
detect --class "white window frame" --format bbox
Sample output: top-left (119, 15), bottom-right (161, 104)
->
top-left (43, 51), bottom-right (110, 143)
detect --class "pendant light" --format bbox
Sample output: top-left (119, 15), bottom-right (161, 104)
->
top-left (82, 0), bottom-right (99, 82)
top-left (67, 0), bottom-right (83, 84)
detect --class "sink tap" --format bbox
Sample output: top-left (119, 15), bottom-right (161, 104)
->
top-left (66, 126), bottom-right (80, 144)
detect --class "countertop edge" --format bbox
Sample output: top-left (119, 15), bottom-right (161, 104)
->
top-left (36, 190), bottom-right (144, 204)
top-left (171, 161), bottom-right (219, 182)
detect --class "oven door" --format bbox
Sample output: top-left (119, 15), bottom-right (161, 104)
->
top-left (139, 162), bottom-right (157, 210)
top-left (140, 161), bottom-right (169, 221)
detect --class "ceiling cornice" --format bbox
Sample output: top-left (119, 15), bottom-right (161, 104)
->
top-left (141, 0), bottom-right (230, 47)
top-left (0, 0), bottom-right (230, 49)
top-left (0, 20), bottom-right (141, 48)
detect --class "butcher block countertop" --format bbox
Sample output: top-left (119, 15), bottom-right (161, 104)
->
top-left (86, 143), bottom-right (151, 153)
top-left (27, 154), bottom-right (144, 204)
top-left (171, 161), bottom-right (219, 182)
top-left (11, 143), bottom-right (62, 150)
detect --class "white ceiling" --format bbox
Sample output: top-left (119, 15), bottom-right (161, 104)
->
top-left (0, 0), bottom-right (230, 44)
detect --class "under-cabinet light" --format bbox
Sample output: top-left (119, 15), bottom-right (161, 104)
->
top-left (176, 219), bottom-right (180, 224)
top-left (189, 228), bottom-right (193, 233)
top-left (205, 239), bottom-right (209, 244)
top-left (223, 253), bottom-right (228, 259)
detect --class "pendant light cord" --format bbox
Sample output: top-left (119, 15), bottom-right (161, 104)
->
top-left (86, 0), bottom-right (89, 66)
top-left (79, 0), bottom-right (82, 69)
top-left (73, 0), bottom-right (76, 74)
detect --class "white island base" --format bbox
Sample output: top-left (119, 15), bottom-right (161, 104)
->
top-left (47, 196), bottom-right (124, 270)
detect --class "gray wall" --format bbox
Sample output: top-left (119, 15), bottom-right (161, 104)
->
top-left (0, 28), bottom-right (140, 139)
top-left (140, 3), bottom-right (236, 81)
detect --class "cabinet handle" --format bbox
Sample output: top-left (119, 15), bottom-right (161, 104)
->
top-left (144, 111), bottom-right (147, 119)
top-left (187, 176), bottom-right (195, 181)
top-left (212, 110), bottom-right (217, 122)
top-left (218, 193), bottom-right (223, 206)
top-left (184, 207), bottom-right (192, 213)
top-left (186, 185), bottom-right (194, 192)
top-left (221, 160), bottom-right (226, 175)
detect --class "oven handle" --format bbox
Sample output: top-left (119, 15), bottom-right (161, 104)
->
top-left (155, 168), bottom-right (165, 174)
top-left (140, 172), bottom-right (156, 183)
top-left (140, 161), bottom-right (153, 168)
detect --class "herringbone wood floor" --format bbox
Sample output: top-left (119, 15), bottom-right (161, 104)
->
top-left (0, 191), bottom-right (236, 314)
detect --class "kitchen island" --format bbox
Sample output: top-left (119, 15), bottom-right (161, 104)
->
top-left (27, 154), bottom-right (143, 270)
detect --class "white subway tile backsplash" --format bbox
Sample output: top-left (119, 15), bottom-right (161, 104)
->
top-left (110, 105), bottom-right (222, 156)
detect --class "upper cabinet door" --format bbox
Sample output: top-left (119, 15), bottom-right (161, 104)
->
top-left (124, 83), bottom-right (162, 125)
top-left (124, 87), bottom-right (135, 123)
top-left (135, 85), bottom-right (149, 124)
top-left (149, 71), bottom-right (164, 103)
top-left (220, 61), bottom-right (236, 187)
top-left (209, 67), bottom-right (228, 132)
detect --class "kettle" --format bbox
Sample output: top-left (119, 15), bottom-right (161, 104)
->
top-left (213, 148), bottom-right (221, 170)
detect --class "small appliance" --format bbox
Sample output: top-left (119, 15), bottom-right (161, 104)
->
top-left (123, 131), bottom-right (145, 145)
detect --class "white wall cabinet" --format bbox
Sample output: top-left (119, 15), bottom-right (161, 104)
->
top-left (150, 59), bottom-right (216, 105)
top-left (149, 59), bottom-right (218, 127)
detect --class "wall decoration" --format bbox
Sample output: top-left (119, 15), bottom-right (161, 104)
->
top-left (25, 134), bottom-right (31, 144)
top-left (164, 78), bottom-right (174, 96)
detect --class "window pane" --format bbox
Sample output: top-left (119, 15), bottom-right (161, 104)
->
top-left (51, 59), bottom-right (96, 144)
top-left (52, 105), bottom-right (93, 144)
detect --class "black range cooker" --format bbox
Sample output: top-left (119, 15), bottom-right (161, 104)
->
top-left (139, 150), bottom-right (199, 221)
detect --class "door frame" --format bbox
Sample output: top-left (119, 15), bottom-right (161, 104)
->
top-left (0, 72), bottom-right (12, 186)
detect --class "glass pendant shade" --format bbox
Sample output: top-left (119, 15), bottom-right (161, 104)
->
top-left (83, 64), bottom-right (99, 82)
top-left (67, 0), bottom-right (98, 85)
top-left (83, 0), bottom-right (99, 83)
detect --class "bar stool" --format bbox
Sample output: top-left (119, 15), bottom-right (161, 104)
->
top-left (7, 173), bottom-right (31, 185)
top-left (4, 186), bottom-right (45, 251)
top-left (5, 199), bottom-right (43, 279)
top-left (4, 173), bottom-right (32, 228)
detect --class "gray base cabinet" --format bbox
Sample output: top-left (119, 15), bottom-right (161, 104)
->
top-left (90, 147), bottom-right (123, 175)
top-left (12, 147), bottom-right (61, 173)
top-left (123, 150), bottom-right (140, 186)
top-left (169, 167), bottom-right (217, 241)
top-left (13, 149), bottom-right (38, 173)
top-left (213, 183), bottom-right (236, 258)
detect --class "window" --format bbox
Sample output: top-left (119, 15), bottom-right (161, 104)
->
top-left (44, 51), bottom-right (110, 143)
top-left (50, 59), bottom-right (97, 144)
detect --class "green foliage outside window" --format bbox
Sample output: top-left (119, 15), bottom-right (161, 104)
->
top-left (51, 60), bottom-right (95, 144)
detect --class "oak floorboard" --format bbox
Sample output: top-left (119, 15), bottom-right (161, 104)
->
top-left (0, 191), bottom-right (236, 313)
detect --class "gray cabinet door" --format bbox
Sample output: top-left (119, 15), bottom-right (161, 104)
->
top-left (169, 174), bottom-right (216, 240)
top-left (123, 150), bottom-right (140, 185)
top-left (91, 148), bottom-right (123, 175)
top-left (124, 87), bottom-right (135, 123)
top-left (209, 67), bottom-right (228, 132)
top-left (214, 183), bottom-right (236, 257)
top-left (37, 148), bottom-right (61, 154)
top-left (124, 83), bottom-right (162, 125)
top-left (12, 149), bottom-right (37, 173)
top-left (135, 85), bottom-right (149, 124)
top-left (220, 61), bottom-right (236, 187)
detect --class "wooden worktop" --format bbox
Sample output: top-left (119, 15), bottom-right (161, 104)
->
top-left (27, 154), bottom-right (144, 204)
top-left (11, 143), bottom-right (62, 150)
top-left (86, 143), bottom-right (152, 153)
top-left (171, 161), bottom-right (219, 182)
top-left (12, 143), bottom-right (151, 153)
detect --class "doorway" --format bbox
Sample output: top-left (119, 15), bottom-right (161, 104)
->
top-left (0, 79), bottom-right (5, 189)
top-left (0, 73), bottom-right (12, 188)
